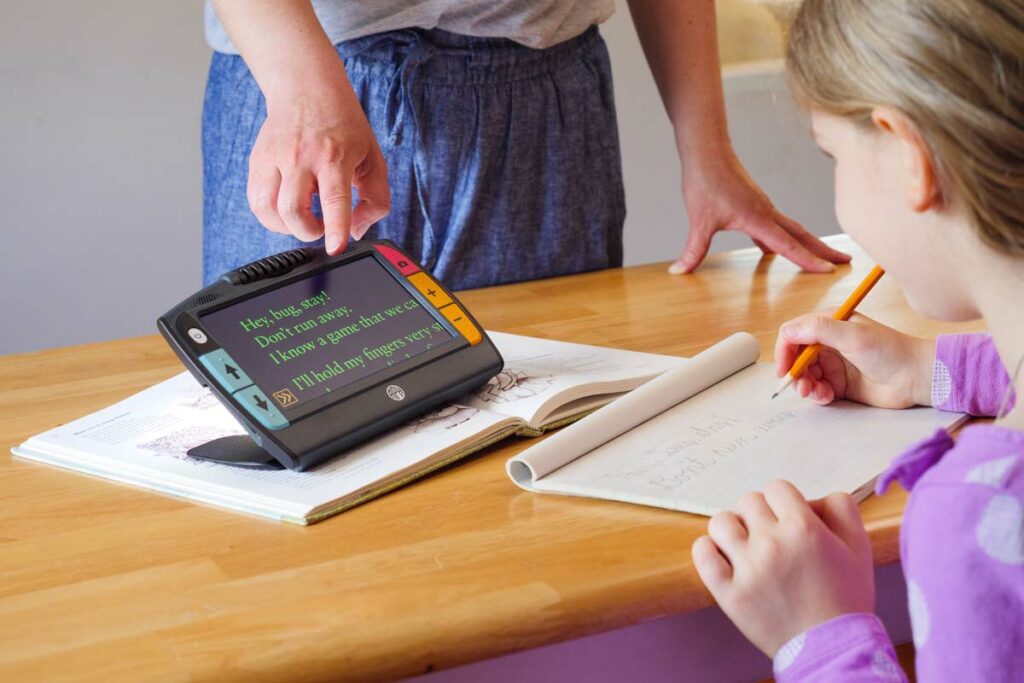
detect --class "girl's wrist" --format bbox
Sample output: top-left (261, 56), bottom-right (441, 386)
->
top-left (911, 337), bottom-right (938, 407)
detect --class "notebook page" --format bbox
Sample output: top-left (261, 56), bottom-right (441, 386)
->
top-left (535, 363), bottom-right (967, 515)
top-left (507, 333), bottom-right (761, 488)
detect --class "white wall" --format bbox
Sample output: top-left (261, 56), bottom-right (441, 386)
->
top-left (0, 1), bottom-right (208, 355)
top-left (0, 4), bottom-right (835, 355)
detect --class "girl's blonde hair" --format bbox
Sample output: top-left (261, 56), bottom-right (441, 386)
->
top-left (787, 0), bottom-right (1024, 256)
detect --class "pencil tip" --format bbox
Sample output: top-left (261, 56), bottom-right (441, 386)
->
top-left (770, 392), bottom-right (779, 400)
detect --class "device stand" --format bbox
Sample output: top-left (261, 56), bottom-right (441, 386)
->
top-left (187, 435), bottom-right (284, 470)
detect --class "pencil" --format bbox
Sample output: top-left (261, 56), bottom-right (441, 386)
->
top-left (772, 264), bottom-right (886, 399)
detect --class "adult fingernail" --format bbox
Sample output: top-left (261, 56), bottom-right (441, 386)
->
top-left (326, 234), bottom-right (341, 253)
top-left (668, 261), bottom-right (687, 275)
top-left (782, 324), bottom-right (799, 340)
top-left (817, 258), bottom-right (835, 272)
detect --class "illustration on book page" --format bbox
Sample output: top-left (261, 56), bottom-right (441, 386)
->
top-left (472, 369), bottom-right (556, 404)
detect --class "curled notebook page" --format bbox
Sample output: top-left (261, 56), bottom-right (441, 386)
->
top-left (507, 332), bottom-right (760, 490)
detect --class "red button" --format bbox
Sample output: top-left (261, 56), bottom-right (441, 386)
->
top-left (374, 244), bottom-right (420, 276)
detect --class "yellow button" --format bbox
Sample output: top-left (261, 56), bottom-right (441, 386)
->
top-left (407, 272), bottom-right (452, 309)
top-left (439, 303), bottom-right (482, 345)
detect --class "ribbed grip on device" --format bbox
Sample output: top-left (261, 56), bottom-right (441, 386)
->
top-left (188, 292), bottom-right (223, 307)
top-left (222, 249), bottom-right (314, 285)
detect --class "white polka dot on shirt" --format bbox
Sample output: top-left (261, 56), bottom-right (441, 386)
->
top-left (976, 494), bottom-right (1024, 564)
top-left (774, 632), bottom-right (806, 673)
top-left (908, 579), bottom-right (930, 648)
top-left (871, 649), bottom-right (903, 680)
top-left (931, 359), bottom-right (952, 407)
top-left (965, 456), bottom-right (1018, 489)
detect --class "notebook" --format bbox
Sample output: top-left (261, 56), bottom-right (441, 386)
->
top-left (507, 332), bottom-right (968, 515)
top-left (12, 332), bottom-right (687, 524)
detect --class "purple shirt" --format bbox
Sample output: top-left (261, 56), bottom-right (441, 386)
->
top-left (773, 333), bottom-right (1024, 682)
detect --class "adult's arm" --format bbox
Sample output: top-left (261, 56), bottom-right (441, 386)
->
top-left (626, 0), bottom-right (849, 273)
top-left (212, 0), bottom-right (390, 253)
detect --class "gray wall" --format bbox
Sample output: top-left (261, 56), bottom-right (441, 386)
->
top-left (0, 4), bottom-right (835, 355)
top-left (1, 1), bottom-right (208, 354)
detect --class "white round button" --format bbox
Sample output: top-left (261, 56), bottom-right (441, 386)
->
top-left (386, 385), bottom-right (406, 401)
top-left (188, 328), bottom-right (208, 344)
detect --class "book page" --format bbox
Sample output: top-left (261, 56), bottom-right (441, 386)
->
top-left (14, 373), bottom-right (516, 522)
top-left (507, 333), bottom-right (761, 488)
top-left (465, 331), bottom-right (688, 427)
top-left (534, 363), bottom-right (967, 515)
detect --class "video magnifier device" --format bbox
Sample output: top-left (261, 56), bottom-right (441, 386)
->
top-left (159, 240), bottom-right (503, 471)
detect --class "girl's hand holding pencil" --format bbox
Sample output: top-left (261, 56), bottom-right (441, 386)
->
top-left (773, 312), bottom-right (936, 409)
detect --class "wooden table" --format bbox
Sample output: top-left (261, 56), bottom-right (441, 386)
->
top-left (0, 236), bottom-right (980, 681)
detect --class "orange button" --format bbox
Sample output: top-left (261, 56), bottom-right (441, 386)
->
top-left (407, 272), bottom-right (452, 309)
top-left (439, 303), bottom-right (482, 345)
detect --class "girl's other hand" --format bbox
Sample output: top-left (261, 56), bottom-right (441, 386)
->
top-left (774, 312), bottom-right (935, 408)
top-left (691, 481), bottom-right (875, 657)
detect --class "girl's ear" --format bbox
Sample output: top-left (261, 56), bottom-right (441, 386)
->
top-left (870, 106), bottom-right (942, 213)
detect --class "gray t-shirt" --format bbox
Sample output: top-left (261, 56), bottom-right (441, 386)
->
top-left (204, 1), bottom-right (615, 53)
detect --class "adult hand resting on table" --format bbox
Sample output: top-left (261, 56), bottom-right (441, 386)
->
top-left (216, 0), bottom-right (391, 256)
top-left (674, 149), bottom-right (852, 273)
top-left (628, 0), bottom-right (851, 274)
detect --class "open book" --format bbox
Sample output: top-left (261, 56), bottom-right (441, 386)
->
top-left (508, 333), bottom-right (968, 516)
top-left (13, 332), bottom-right (686, 524)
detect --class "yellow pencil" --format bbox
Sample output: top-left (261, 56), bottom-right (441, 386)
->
top-left (772, 264), bottom-right (886, 399)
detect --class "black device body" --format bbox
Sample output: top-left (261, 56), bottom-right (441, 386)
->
top-left (158, 240), bottom-right (503, 472)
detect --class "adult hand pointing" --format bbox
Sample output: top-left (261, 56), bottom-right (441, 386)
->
top-left (215, 0), bottom-right (390, 256)
top-left (248, 79), bottom-right (390, 254)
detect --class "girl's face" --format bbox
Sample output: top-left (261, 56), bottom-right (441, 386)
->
top-left (810, 110), bottom-right (978, 321)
